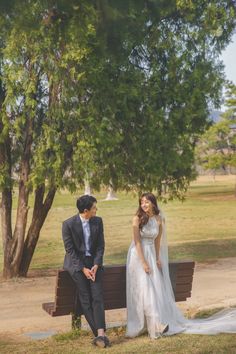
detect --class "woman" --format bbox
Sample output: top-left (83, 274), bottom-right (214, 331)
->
top-left (126, 192), bottom-right (236, 339)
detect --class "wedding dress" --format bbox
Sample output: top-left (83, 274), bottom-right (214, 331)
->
top-left (126, 214), bottom-right (236, 338)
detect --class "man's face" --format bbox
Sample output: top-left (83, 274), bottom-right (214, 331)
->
top-left (84, 202), bottom-right (97, 219)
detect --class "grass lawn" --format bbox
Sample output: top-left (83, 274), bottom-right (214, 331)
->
top-left (1, 309), bottom-right (236, 354)
top-left (0, 333), bottom-right (236, 354)
top-left (0, 175), bottom-right (236, 271)
top-left (0, 309), bottom-right (236, 354)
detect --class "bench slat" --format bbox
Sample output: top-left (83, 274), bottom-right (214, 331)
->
top-left (53, 306), bottom-right (75, 316)
top-left (176, 269), bottom-right (194, 277)
top-left (104, 302), bottom-right (127, 310)
top-left (175, 292), bottom-right (192, 302)
top-left (175, 276), bottom-right (193, 284)
top-left (176, 283), bottom-right (193, 292)
top-left (176, 262), bottom-right (194, 268)
top-left (42, 302), bottom-right (55, 314)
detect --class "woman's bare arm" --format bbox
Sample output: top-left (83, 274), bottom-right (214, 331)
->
top-left (133, 216), bottom-right (151, 273)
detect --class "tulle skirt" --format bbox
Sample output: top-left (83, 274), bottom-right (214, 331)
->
top-left (126, 241), bottom-right (236, 338)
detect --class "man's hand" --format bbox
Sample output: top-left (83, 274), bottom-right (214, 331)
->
top-left (91, 265), bottom-right (98, 281)
top-left (82, 267), bottom-right (94, 280)
top-left (82, 265), bottom-right (98, 282)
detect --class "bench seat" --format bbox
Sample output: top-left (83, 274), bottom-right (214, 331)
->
top-left (42, 261), bottom-right (195, 318)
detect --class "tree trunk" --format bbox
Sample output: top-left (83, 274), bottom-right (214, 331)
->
top-left (84, 179), bottom-right (92, 195)
top-left (19, 185), bottom-right (57, 276)
top-left (1, 189), bottom-right (14, 278)
top-left (105, 181), bottom-right (118, 200)
top-left (3, 115), bottom-right (33, 278)
top-left (1, 113), bottom-right (35, 279)
top-left (2, 180), bottom-right (30, 279)
top-left (0, 118), bottom-right (15, 278)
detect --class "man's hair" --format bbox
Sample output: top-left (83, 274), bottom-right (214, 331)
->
top-left (76, 195), bottom-right (97, 213)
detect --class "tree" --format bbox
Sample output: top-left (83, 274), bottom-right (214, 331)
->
top-left (0, 1), bottom-right (98, 278)
top-left (81, 0), bottom-right (236, 198)
top-left (0, 0), bottom-right (235, 278)
top-left (195, 84), bottom-right (236, 175)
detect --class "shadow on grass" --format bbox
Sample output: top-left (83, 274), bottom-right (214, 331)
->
top-left (169, 238), bottom-right (236, 262)
top-left (11, 237), bottom-right (236, 276)
top-left (193, 307), bottom-right (225, 319)
top-left (105, 238), bottom-right (236, 265)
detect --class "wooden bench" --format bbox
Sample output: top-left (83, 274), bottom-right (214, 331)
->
top-left (42, 261), bottom-right (195, 328)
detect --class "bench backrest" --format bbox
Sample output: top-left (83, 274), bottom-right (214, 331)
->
top-left (44, 261), bottom-right (195, 316)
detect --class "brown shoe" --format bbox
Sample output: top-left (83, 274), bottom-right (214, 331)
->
top-left (92, 336), bottom-right (106, 348)
top-left (104, 336), bottom-right (111, 347)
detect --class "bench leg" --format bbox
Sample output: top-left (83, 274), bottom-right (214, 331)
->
top-left (72, 313), bottom-right (81, 330)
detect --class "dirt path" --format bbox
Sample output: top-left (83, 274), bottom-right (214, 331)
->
top-left (1, 258), bottom-right (236, 340)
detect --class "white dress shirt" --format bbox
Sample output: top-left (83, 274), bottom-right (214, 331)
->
top-left (80, 215), bottom-right (92, 256)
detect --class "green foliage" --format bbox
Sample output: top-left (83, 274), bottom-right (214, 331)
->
top-left (196, 84), bottom-right (236, 173)
top-left (75, 0), bottom-right (236, 199)
top-left (0, 1), bottom-right (97, 192)
top-left (0, 0), bottom-right (235, 199)
top-left (225, 81), bottom-right (236, 111)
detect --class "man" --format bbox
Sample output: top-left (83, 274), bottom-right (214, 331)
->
top-left (62, 195), bottom-right (110, 348)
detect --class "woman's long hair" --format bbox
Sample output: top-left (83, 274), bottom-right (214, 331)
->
top-left (136, 192), bottom-right (160, 229)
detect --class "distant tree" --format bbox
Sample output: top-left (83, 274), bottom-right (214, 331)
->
top-left (225, 82), bottom-right (236, 112)
top-left (195, 84), bottom-right (236, 175)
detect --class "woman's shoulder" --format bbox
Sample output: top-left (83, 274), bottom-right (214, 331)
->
top-left (155, 214), bottom-right (162, 225)
top-left (132, 215), bottom-right (140, 226)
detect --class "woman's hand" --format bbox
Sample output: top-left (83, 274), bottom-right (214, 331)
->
top-left (143, 261), bottom-right (151, 274)
top-left (156, 259), bottom-right (162, 269)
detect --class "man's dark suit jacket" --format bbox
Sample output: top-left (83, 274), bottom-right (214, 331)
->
top-left (62, 214), bottom-right (105, 275)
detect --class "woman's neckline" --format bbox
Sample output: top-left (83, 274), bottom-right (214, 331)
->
top-left (148, 215), bottom-right (156, 220)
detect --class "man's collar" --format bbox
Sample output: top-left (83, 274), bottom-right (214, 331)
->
top-left (79, 214), bottom-right (89, 223)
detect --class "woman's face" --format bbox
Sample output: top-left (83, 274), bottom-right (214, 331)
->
top-left (140, 197), bottom-right (153, 215)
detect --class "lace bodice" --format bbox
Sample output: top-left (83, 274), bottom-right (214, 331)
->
top-left (140, 216), bottom-right (159, 244)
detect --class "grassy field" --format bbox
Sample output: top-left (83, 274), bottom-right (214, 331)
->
top-left (0, 175), bottom-right (236, 272)
top-left (1, 332), bottom-right (236, 354)
top-left (0, 309), bottom-right (236, 354)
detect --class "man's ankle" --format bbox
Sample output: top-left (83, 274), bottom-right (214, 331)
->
top-left (97, 328), bottom-right (105, 337)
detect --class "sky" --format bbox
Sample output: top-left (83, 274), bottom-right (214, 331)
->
top-left (220, 32), bottom-right (236, 84)
top-left (219, 32), bottom-right (236, 110)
